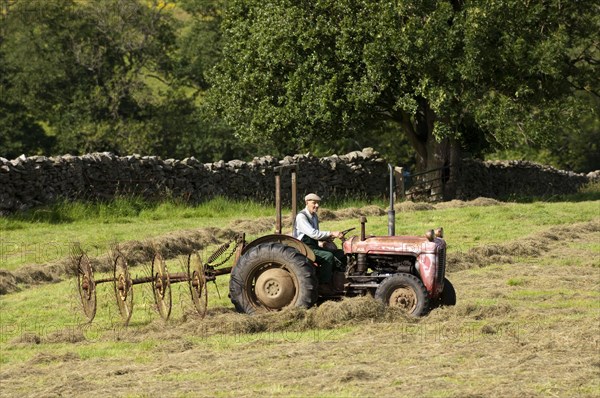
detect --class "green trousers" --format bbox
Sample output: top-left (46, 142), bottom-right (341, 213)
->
top-left (302, 236), bottom-right (346, 284)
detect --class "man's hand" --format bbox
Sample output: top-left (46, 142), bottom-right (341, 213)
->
top-left (331, 231), bottom-right (344, 239)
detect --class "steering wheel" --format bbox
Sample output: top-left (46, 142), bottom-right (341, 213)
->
top-left (340, 227), bottom-right (356, 239)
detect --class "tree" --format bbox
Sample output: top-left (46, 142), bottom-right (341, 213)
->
top-left (207, 0), bottom-right (599, 196)
top-left (172, 0), bottom-right (260, 161)
top-left (488, 91), bottom-right (600, 173)
top-left (0, 6), bottom-right (53, 159)
top-left (175, 0), bottom-right (226, 91)
top-left (0, 0), bottom-right (188, 157)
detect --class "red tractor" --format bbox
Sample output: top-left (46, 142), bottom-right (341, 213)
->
top-left (228, 165), bottom-right (455, 316)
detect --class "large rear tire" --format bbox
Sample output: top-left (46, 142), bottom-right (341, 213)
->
top-left (229, 242), bottom-right (318, 314)
top-left (375, 274), bottom-right (429, 317)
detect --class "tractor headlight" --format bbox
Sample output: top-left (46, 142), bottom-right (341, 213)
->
top-left (425, 229), bottom-right (435, 242)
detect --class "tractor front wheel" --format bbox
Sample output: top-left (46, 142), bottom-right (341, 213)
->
top-left (229, 243), bottom-right (318, 314)
top-left (437, 277), bottom-right (456, 307)
top-left (375, 274), bottom-right (429, 316)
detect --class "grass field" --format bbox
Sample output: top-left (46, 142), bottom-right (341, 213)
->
top-left (1, 191), bottom-right (599, 397)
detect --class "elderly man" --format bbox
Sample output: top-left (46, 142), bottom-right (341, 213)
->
top-left (293, 193), bottom-right (346, 295)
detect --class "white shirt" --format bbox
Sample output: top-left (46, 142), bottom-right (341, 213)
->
top-left (294, 208), bottom-right (331, 241)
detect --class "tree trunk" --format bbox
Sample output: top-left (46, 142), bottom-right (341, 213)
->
top-left (396, 100), bottom-right (462, 201)
top-left (420, 136), bottom-right (461, 201)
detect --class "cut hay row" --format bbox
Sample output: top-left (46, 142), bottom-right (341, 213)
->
top-left (447, 219), bottom-right (600, 271)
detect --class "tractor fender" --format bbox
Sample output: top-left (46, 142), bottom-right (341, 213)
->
top-left (241, 234), bottom-right (316, 263)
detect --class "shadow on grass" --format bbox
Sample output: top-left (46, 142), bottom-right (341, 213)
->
top-left (1, 197), bottom-right (172, 224)
top-left (500, 184), bottom-right (600, 204)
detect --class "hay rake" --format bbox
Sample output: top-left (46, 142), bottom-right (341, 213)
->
top-left (75, 236), bottom-right (244, 325)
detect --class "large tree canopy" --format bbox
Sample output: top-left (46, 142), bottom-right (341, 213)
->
top-left (1, 0), bottom-right (598, 173)
top-left (0, 0), bottom-right (259, 162)
top-left (1, 0), bottom-right (180, 155)
top-left (207, 0), bottom-right (599, 176)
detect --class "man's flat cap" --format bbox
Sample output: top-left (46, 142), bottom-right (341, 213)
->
top-left (304, 193), bottom-right (322, 201)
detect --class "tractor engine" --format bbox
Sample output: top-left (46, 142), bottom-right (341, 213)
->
top-left (227, 164), bottom-right (455, 317)
top-left (363, 255), bottom-right (415, 275)
top-left (340, 215), bottom-right (452, 316)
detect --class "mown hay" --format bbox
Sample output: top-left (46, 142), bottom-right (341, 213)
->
top-left (330, 207), bottom-right (362, 220)
top-left (326, 205), bottom-right (387, 220)
top-left (318, 209), bottom-right (337, 221)
top-left (229, 217), bottom-right (275, 235)
top-left (394, 201), bottom-right (435, 212)
top-left (470, 197), bottom-right (502, 207)
top-left (432, 199), bottom-right (468, 209)
top-left (43, 329), bottom-right (86, 344)
top-left (458, 302), bottom-right (515, 319)
top-left (447, 220), bottom-right (600, 271)
top-left (308, 297), bottom-right (388, 329)
top-left (1, 262), bottom-right (66, 293)
top-left (10, 332), bottom-right (41, 345)
top-left (27, 352), bottom-right (80, 365)
top-left (0, 270), bottom-right (20, 294)
top-left (110, 297), bottom-right (414, 344)
top-left (361, 205), bottom-right (387, 216)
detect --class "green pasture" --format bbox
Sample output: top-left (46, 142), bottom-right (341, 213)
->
top-left (0, 188), bottom-right (599, 396)
top-left (1, 188), bottom-right (599, 272)
top-left (1, 192), bottom-right (598, 341)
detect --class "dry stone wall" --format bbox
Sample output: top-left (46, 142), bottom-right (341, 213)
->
top-left (0, 150), bottom-right (596, 213)
top-left (0, 148), bottom-right (388, 213)
top-left (455, 159), bottom-right (595, 200)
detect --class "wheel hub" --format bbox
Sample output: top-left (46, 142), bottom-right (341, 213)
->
top-left (389, 287), bottom-right (417, 313)
top-left (192, 271), bottom-right (201, 292)
top-left (154, 273), bottom-right (165, 298)
top-left (117, 275), bottom-right (128, 301)
top-left (255, 268), bottom-right (296, 309)
top-left (81, 275), bottom-right (92, 299)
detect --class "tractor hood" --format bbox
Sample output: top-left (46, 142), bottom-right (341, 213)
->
top-left (343, 235), bottom-right (440, 255)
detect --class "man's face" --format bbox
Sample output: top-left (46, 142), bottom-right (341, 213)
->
top-left (306, 200), bottom-right (320, 214)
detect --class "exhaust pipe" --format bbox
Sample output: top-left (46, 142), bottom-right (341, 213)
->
top-left (273, 165), bottom-right (298, 235)
top-left (275, 168), bottom-right (282, 234)
top-left (360, 216), bottom-right (367, 241)
top-left (388, 164), bottom-right (396, 236)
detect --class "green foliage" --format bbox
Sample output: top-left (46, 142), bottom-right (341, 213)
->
top-left (175, 0), bottom-right (226, 90)
top-left (0, 101), bottom-right (54, 159)
top-left (0, 0), bottom-right (251, 162)
top-left (0, 0), bottom-right (241, 160)
top-left (487, 92), bottom-right (600, 172)
top-left (1, 0), bottom-right (174, 155)
top-left (207, 0), bottom-right (599, 164)
top-left (1, 0), bottom-right (598, 169)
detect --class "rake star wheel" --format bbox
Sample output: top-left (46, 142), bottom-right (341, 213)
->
top-left (113, 253), bottom-right (134, 326)
top-left (77, 253), bottom-right (97, 322)
top-left (152, 251), bottom-right (172, 321)
top-left (187, 252), bottom-right (208, 318)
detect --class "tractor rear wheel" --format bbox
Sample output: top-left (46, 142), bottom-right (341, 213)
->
top-left (229, 242), bottom-right (318, 314)
top-left (375, 274), bottom-right (429, 316)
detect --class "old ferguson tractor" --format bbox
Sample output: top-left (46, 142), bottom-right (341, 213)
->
top-left (75, 164), bottom-right (454, 324)
top-left (229, 165), bottom-right (455, 317)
